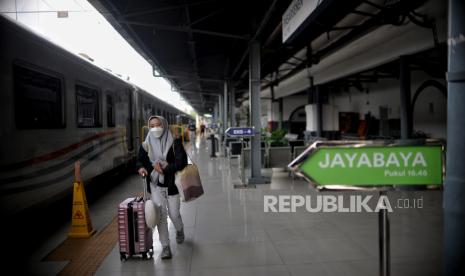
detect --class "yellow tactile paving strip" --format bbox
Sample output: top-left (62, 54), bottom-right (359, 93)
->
top-left (44, 217), bottom-right (118, 275)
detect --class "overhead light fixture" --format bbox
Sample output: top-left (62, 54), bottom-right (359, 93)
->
top-left (204, 114), bottom-right (212, 118)
top-left (57, 11), bottom-right (69, 18)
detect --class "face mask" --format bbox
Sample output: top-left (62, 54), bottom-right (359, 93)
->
top-left (149, 127), bottom-right (164, 138)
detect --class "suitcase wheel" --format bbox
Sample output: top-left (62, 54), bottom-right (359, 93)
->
top-left (142, 251), bottom-right (153, 259)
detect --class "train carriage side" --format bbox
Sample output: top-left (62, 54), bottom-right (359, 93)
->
top-left (0, 16), bottom-right (137, 216)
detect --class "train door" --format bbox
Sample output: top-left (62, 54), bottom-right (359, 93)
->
top-left (126, 89), bottom-right (134, 151)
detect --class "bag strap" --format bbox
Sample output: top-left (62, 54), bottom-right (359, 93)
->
top-left (172, 141), bottom-right (194, 165)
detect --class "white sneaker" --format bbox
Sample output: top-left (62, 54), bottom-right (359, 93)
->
top-left (161, 246), bottom-right (172, 259)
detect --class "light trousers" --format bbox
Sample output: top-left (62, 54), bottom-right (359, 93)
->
top-left (150, 184), bottom-right (184, 247)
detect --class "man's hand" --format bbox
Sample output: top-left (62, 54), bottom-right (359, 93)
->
top-left (154, 162), bottom-right (164, 175)
top-left (138, 167), bottom-right (148, 177)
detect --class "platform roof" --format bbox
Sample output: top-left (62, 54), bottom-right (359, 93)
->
top-left (90, 0), bottom-right (427, 113)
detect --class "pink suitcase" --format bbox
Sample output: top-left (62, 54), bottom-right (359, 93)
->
top-left (118, 179), bottom-right (154, 260)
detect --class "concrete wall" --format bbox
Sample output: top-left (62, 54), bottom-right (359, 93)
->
top-left (263, 94), bottom-right (307, 130)
top-left (252, 0), bottom-right (448, 138)
top-left (411, 78), bottom-right (447, 139)
top-left (282, 96), bottom-right (307, 121)
top-left (329, 71), bottom-right (446, 138)
top-left (306, 104), bottom-right (339, 132)
top-left (257, 70), bottom-right (446, 138)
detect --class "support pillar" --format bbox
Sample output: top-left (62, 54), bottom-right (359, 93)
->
top-left (307, 77), bottom-right (314, 104)
top-left (315, 86), bottom-right (323, 138)
top-left (399, 56), bottom-right (412, 140)
top-left (444, 1), bottom-right (465, 275)
top-left (248, 40), bottom-right (268, 184)
top-left (223, 81), bottom-right (228, 141)
top-left (278, 98), bottom-right (283, 129)
top-left (270, 85), bottom-right (275, 131)
top-left (230, 85), bottom-right (236, 127)
top-left (214, 103), bottom-right (219, 122)
top-left (218, 94), bottom-right (223, 130)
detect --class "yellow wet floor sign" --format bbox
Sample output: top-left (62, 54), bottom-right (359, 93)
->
top-left (69, 161), bottom-right (96, 238)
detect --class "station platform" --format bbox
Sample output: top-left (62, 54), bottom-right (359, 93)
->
top-left (24, 137), bottom-right (442, 276)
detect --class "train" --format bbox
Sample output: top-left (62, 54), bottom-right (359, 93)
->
top-left (0, 15), bottom-right (192, 217)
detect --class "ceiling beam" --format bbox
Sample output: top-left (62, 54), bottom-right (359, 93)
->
top-left (118, 20), bottom-right (250, 40)
top-left (121, 1), bottom-right (214, 18)
top-left (188, 100), bottom-right (216, 103)
top-left (184, 5), bottom-right (203, 96)
top-left (153, 72), bottom-right (224, 82)
top-left (231, 0), bottom-right (280, 79)
top-left (178, 90), bottom-right (221, 96)
top-left (189, 9), bottom-right (224, 27)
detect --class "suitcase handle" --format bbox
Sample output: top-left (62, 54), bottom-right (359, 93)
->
top-left (127, 202), bottom-right (135, 254)
top-left (141, 176), bottom-right (148, 200)
top-left (133, 209), bottom-right (139, 243)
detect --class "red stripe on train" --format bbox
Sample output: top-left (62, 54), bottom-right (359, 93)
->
top-left (0, 130), bottom-right (119, 171)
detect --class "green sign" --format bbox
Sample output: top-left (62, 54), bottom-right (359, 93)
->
top-left (298, 145), bottom-right (443, 186)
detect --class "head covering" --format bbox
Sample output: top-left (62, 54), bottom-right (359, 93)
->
top-left (144, 115), bottom-right (173, 184)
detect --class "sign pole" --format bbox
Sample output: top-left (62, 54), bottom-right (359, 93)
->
top-left (225, 128), bottom-right (257, 188)
top-left (240, 138), bottom-right (246, 185)
top-left (379, 190), bottom-right (390, 276)
top-left (225, 126), bottom-right (254, 186)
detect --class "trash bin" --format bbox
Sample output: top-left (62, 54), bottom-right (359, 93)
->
top-left (209, 134), bottom-right (216, 157)
top-left (230, 142), bottom-right (242, 156)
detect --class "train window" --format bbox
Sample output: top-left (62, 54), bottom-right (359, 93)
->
top-left (76, 84), bottom-right (101, 127)
top-left (13, 63), bottom-right (65, 129)
top-left (107, 94), bottom-right (115, 127)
